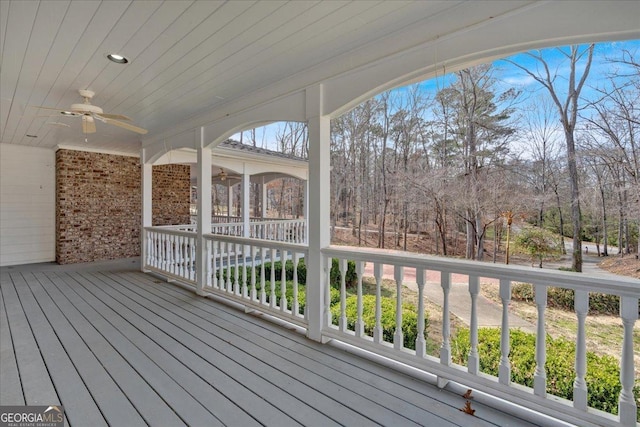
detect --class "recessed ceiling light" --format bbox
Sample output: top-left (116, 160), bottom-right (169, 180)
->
top-left (107, 53), bottom-right (129, 64)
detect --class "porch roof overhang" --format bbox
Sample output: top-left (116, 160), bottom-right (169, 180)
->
top-left (1, 1), bottom-right (638, 159)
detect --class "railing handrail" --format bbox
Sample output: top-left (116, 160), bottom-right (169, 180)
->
top-left (204, 233), bottom-right (308, 253)
top-left (323, 245), bottom-right (640, 297)
top-left (146, 225), bottom-right (197, 238)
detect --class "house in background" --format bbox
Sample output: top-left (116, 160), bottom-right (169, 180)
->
top-left (1, 2), bottom-right (639, 426)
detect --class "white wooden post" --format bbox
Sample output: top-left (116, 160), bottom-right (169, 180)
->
top-left (242, 166), bottom-right (250, 238)
top-left (261, 177), bottom-right (268, 219)
top-left (573, 290), bottom-right (588, 410)
top-left (534, 284), bottom-right (547, 397)
top-left (196, 127), bottom-right (212, 296)
top-left (438, 271), bottom-right (451, 388)
top-left (415, 268), bottom-right (426, 358)
top-left (468, 275), bottom-right (479, 375)
top-left (394, 266), bottom-right (404, 350)
top-left (227, 180), bottom-right (233, 219)
top-left (619, 296), bottom-right (638, 426)
top-left (305, 84), bottom-right (330, 342)
top-left (140, 148), bottom-right (152, 272)
top-left (303, 179), bottom-right (308, 243)
top-left (499, 278), bottom-right (511, 385)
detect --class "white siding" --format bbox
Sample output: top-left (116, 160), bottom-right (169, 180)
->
top-left (0, 144), bottom-right (55, 266)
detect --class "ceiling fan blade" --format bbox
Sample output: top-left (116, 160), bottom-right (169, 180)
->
top-left (82, 115), bottom-right (96, 134)
top-left (98, 112), bottom-right (132, 121)
top-left (32, 106), bottom-right (81, 116)
top-left (100, 116), bottom-right (148, 134)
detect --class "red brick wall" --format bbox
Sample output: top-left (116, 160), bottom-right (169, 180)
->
top-left (152, 164), bottom-right (191, 226)
top-left (56, 150), bottom-right (190, 264)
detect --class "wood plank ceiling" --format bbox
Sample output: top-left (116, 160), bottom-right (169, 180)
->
top-left (0, 1), bottom-right (637, 156)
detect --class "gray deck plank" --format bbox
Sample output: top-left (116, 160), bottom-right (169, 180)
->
top-left (48, 271), bottom-right (218, 427)
top-left (57, 271), bottom-right (263, 427)
top-left (26, 272), bottom-right (145, 427)
top-left (114, 272), bottom-right (468, 426)
top-left (1, 274), bottom-right (60, 406)
top-left (132, 272), bottom-right (536, 427)
top-left (10, 272), bottom-right (106, 427)
top-left (71, 271), bottom-right (344, 427)
top-left (37, 272), bottom-right (187, 427)
top-left (102, 271), bottom-right (451, 427)
top-left (1, 259), bottom-right (540, 427)
top-left (0, 284), bottom-right (25, 405)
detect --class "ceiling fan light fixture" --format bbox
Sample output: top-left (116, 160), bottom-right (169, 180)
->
top-left (107, 53), bottom-right (129, 64)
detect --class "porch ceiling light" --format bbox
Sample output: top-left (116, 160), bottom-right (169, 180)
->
top-left (107, 53), bottom-right (129, 64)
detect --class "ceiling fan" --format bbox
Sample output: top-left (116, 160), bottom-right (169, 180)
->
top-left (214, 168), bottom-right (228, 181)
top-left (34, 89), bottom-right (147, 134)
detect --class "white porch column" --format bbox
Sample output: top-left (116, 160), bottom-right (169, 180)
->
top-left (303, 179), bottom-right (309, 243)
top-left (261, 177), bottom-right (268, 218)
top-left (141, 148), bottom-right (153, 272)
top-left (227, 180), bottom-right (233, 219)
top-left (306, 84), bottom-right (330, 342)
top-left (196, 127), bottom-right (212, 295)
top-left (241, 165), bottom-right (250, 238)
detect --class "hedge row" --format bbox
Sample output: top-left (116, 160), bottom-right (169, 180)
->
top-left (451, 328), bottom-right (640, 418)
top-left (511, 282), bottom-right (640, 316)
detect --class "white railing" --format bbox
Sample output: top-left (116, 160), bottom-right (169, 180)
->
top-left (322, 245), bottom-right (639, 427)
top-left (142, 226), bottom-right (638, 426)
top-left (202, 234), bottom-right (308, 327)
top-left (249, 219), bottom-right (306, 243)
top-left (144, 227), bottom-right (197, 284)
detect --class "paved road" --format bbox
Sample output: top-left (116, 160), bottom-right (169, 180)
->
top-left (363, 263), bottom-right (536, 332)
top-left (361, 246), bottom-right (630, 333)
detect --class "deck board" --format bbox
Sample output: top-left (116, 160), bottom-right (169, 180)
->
top-left (25, 272), bottom-right (145, 427)
top-left (0, 260), bottom-right (538, 427)
top-left (0, 283), bottom-right (24, 406)
top-left (10, 272), bottom-right (105, 426)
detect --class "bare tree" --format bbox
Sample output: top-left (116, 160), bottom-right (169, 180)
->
top-left (506, 44), bottom-right (594, 271)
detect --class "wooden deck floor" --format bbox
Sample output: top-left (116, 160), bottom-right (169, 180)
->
top-left (1, 260), bottom-right (538, 426)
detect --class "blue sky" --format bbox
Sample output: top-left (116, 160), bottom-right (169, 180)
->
top-left (235, 39), bottom-right (640, 149)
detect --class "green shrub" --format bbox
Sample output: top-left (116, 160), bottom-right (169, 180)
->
top-left (330, 294), bottom-right (429, 350)
top-left (329, 259), bottom-right (358, 289)
top-left (509, 284), bottom-right (639, 316)
top-left (511, 282), bottom-right (535, 302)
top-left (451, 328), bottom-right (640, 418)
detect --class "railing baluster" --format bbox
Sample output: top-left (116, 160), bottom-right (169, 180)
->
top-left (339, 259), bottom-right (347, 332)
top-left (499, 278), bottom-right (511, 386)
top-left (241, 244), bottom-right (248, 298)
top-left (233, 242), bottom-right (240, 295)
top-left (355, 261), bottom-right (364, 338)
top-left (212, 240), bottom-right (218, 289)
top-left (468, 275), bottom-right (479, 375)
top-left (280, 249), bottom-right (287, 312)
top-left (270, 248), bottom-right (277, 308)
top-left (394, 265), bottom-right (404, 350)
top-left (438, 271), bottom-right (452, 389)
top-left (205, 238), bottom-right (212, 288)
top-left (250, 245), bottom-right (257, 301)
top-left (292, 252), bottom-right (300, 315)
top-left (534, 284), bottom-right (547, 397)
top-left (226, 241), bottom-right (232, 293)
top-left (373, 262), bottom-right (383, 344)
top-left (324, 256), bottom-right (332, 327)
top-left (415, 268), bottom-right (426, 357)
top-left (619, 296), bottom-right (638, 426)
top-left (573, 289), bottom-right (588, 411)
top-left (260, 247), bottom-right (266, 304)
